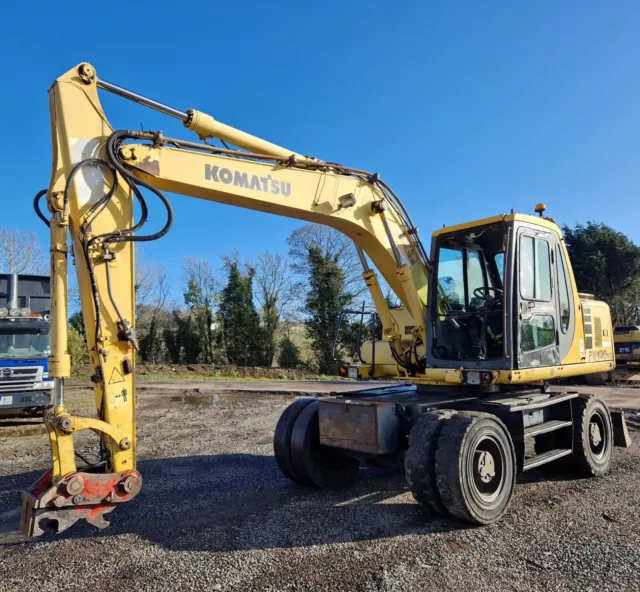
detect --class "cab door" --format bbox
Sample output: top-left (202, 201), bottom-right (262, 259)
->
top-left (516, 225), bottom-right (561, 368)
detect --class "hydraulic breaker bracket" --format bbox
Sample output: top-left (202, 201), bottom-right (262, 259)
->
top-left (20, 469), bottom-right (142, 537)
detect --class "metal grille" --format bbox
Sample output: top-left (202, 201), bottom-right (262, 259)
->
top-left (404, 325), bottom-right (415, 335)
top-left (0, 366), bottom-right (39, 391)
top-left (594, 317), bottom-right (602, 347)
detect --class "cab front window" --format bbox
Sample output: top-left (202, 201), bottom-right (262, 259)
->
top-left (433, 223), bottom-right (507, 361)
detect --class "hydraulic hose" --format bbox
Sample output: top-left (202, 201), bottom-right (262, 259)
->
top-left (63, 159), bottom-right (118, 222)
top-left (104, 130), bottom-right (173, 245)
top-left (33, 189), bottom-right (50, 227)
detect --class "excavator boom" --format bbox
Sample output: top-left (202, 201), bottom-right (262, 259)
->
top-left (20, 63), bottom-right (429, 535)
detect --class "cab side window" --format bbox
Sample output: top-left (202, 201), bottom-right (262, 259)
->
top-left (556, 246), bottom-right (571, 333)
top-left (520, 235), bottom-right (551, 301)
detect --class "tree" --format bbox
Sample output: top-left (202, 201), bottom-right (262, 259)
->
top-left (252, 251), bottom-right (297, 367)
top-left (304, 246), bottom-right (353, 373)
top-left (278, 337), bottom-right (301, 369)
top-left (136, 264), bottom-right (171, 364)
top-left (0, 229), bottom-right (47, 274)
top-left (68, 326), bottom-right (89, 367)
top-left (287, 224), bottom-right (366, 298)
top-left (563, 222), bottom-right (640, 324)
top-left (163, 310), bottom-right (201, 364)
top-left (219, 262), bottom-right (263, 365)
top-left (69, 311), bottom-right (86, 338)
top-left (182, 258), bottom-right (217, 363)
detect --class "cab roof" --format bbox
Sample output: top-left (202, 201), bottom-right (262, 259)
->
top-left (431, 212), bottom-right (562, 238)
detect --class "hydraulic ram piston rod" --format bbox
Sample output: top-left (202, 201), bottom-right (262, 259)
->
top-left (96, 76), bottom-right (302, 160)
top-left (97, 79), bottom-right (188, 121)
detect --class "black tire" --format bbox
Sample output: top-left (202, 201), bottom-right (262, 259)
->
top-left (435, 412), bottom-right (516, 525)
top-left (290, 401), bottom-right (359, 489)
top-left (365, 453), bottom-right (399, 468)
top-left (584, 372), bottom-right (608, 386)
top-left (571, 395), bottom-right (613, 477)
top-left (405, 409), bottom-right (457, 516)
top-left (273, 397), bottom-right (316, 485)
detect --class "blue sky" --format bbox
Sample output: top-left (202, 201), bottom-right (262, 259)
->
top-left (1, 1), bottom-right (639, 302)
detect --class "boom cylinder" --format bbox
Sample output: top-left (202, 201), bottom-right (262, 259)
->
top-left (362, 269), bottom-right (399, 339)
top-left (95, 76), bottom-right (304, 161)
top-left (48, 214), bottom-right (71, 380)
top-left (96, 79), bottom-right (188, 121)
top-left (184, 109), bottom-right (304, 160)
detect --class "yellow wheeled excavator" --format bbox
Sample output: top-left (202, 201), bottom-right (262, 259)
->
top-left (20, 63), bottom-right (630, 536)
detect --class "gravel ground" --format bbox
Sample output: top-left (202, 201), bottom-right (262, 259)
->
top-left (1, 385), bottom-right (640, 592)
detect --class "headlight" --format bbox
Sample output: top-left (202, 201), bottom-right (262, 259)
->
top-left (20, 308), bottom-right (30, 317)
top-left (0, 307), bottom-right (7, 317)
top-left (9, 307), bottom-right (20, 317)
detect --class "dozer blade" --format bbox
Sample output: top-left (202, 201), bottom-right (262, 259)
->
top-left (610, 409), bottom-right (632, 448)
top-left (20, 469), bottom-right (142, 537)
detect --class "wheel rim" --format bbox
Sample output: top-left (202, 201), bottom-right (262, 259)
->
top-left (588, 409), bottom-right (609, 460)
top-left (469, 435), bottom-right (505, 505)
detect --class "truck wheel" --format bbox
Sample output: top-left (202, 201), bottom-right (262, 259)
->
top-left (273, 398), bottom-right (316, 485)
top-left (435, 412), bottom-right (516, 525)
top-left (290, 401), bottom-right (359, 489)
top-left (571, 395), bottom-right (613, 477)
top-left (405, 410), bottom-right (456, 516)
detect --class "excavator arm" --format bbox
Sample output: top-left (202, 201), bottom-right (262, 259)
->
top-left (20, 63), bottom-right (430, 536)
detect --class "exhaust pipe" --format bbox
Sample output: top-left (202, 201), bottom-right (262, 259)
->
top-left (7, 274), bottom-right (18, 309)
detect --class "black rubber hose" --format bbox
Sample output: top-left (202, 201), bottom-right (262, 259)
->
top-left (80, 239), bottom-right (102, 355)
top-left (104, 130), bottom-right (173, 244)
top-left (33, 189), bottom-right (50, 228)
top-left (63, 159), bottom-right (118, 221)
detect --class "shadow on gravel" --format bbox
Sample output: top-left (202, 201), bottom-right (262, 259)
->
top-left (1, 454), bottom-right (470, 551)
top-left (4, 447), bottom-right (626, 551)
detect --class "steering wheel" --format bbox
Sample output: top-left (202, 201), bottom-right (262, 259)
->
top-left (473, 286), bottom-right (503, 304)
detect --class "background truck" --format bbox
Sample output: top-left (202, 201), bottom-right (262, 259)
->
top-left (614, 325), bottom-right (640, 364)
top-left (0, 273), bottom-right (52, 417)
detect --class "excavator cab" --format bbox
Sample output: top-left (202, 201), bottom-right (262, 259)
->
top-left (430, 221), bottom-right (507, 363)
top-left (427, 211), bottom-right (580, 376)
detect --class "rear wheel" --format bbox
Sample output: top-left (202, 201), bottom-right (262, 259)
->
top-left (572, 395), bottom-right (613, 477)
top-left (584, 372), bottom-right (608, 386)
top-left (435, 412), bottom-right (516, 525)
top-left (290, 401), bottom-right (359, 489)
top-left (405, 410), bottom-right (456, 516)
top-left (273, 398), bottom-right (315, 485)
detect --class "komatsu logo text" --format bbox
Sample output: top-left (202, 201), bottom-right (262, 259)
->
top-left (205, 165), bottom-right (291, 197)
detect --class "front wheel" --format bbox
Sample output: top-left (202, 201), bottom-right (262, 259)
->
top-left (405, 410), bottom-right (457, 516)
top-left (434, 412), bottom-right (516, 525)
top-left (572, 395), bottom-right (613, 477)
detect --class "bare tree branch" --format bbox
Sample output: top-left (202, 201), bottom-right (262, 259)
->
top-left (286, 224), bottom-right (366, 298)
top-left (252, 251), bottom-right (300, 365)
top-left (0, 229), bottom-right (47, 274)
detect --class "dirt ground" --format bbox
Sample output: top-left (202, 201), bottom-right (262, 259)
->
top-left (1, 381), bottom-right (640, 591)
top-left (72, 363), bottom-right (338, 381)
